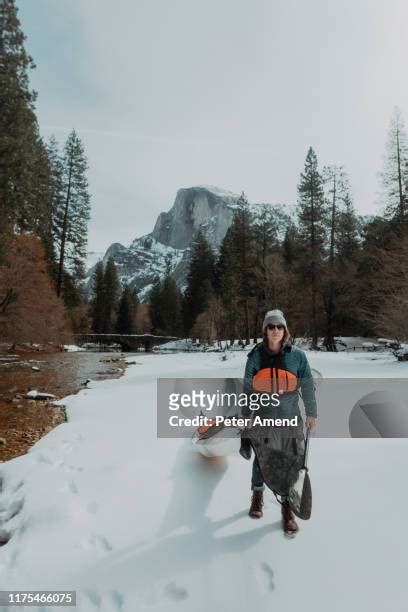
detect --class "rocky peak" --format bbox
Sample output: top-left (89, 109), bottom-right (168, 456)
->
top-left (86, 185), bottom-right (241, 301)
top-left (151, 185), bottom-right (239, 250)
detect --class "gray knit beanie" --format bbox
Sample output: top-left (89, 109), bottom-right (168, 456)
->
top-left (262, 309), bottom-right (287, 332)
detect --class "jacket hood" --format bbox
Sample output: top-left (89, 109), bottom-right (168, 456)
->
top-left (248, 339), bottom-right (292, 357)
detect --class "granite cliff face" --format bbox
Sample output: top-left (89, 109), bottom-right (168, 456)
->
top-left (86, 186), bottom-right (240, 301)
top-left (151, 186), bottom-right (238, 250)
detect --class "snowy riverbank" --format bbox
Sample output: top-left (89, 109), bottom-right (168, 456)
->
top-left (0, 350), bottom-right (407, 611)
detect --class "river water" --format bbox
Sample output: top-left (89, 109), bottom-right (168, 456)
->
top-left (0, 350), bottom-right (133, 462)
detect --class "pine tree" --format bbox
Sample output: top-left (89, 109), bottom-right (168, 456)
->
top-left (234, 193), bottom-right (258, 344)
top-left (321, 166), bottom-right (345, 349)
top-left (61, 269), bottom-right (84, 310)
top-left (282, 223), bottom-right (301, 267)
top-left (216, 192), bottom-right (258, 344)
top-left (148, 277), bottom-right (164, 334)
top-left (115, 284), bottom-right (139, 334)
top-left (182, 231), bottom-right (215, 334)
top-left (216, 227), bottom-right (240, 343)
top-left (253, 204), bottom-right (280, 265)
top-left (254, 204), bottom-right (291, 256)
top-left (131, 287), bottom-right (140, 329)
top-left (53, 130), bottom-right (91, 299)
top-left (160, 275), bottom-right (183, 335)
top-left (44, 135), bottom-right (63, 278)
top-left (0, 0), bottom-right (47, 257)
top-left (90, 260), bottom-right (105, 333)
top-left (297, 147), bottom-right (326, 348)
top-left (148, 275), bottom-right (182, 336)
top-left (252, 204), bottom-right (291, 337)
top-left (321, 167), bottom-right (362, 346)
top-left (335, 191), bottom-right (360, 261)
top-left (102, 257), bottom-right (120, 333)
top-left (30, 137), bottom-right (56, 265)
top-left (381, 107), bottom-right (408, 227)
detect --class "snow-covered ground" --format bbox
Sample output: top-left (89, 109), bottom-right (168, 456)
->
top-left (63, 345), bottom-right (87, 352)
top-left (1, 350), bottom-right (407, 611)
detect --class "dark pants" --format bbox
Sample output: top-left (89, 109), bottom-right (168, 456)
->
top-left (251, 456), bottom-right (265, 491)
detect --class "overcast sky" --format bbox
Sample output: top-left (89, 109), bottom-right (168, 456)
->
top-left (19, 0), bottom-right (408, 253)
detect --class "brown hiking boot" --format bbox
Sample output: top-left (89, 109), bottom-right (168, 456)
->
top-left (281, 500), bottom-right (299, 537)
top-left (249, 491), bottom-right (264, 518)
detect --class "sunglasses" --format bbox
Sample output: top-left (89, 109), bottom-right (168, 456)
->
top-left (266, 324), bottom-right (285, 331)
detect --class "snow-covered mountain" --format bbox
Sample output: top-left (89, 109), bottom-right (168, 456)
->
top-left (86, 185), bottom-right (242, 301)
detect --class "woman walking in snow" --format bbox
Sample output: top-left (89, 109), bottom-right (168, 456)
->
top-left (240, 309), bottom-right (317, 536)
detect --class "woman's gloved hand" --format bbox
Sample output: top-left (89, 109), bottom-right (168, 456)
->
top-left (305, 416), bottom-right (317, 431)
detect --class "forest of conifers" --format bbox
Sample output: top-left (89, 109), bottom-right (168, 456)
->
top-left (1, 0), bottom-right (407, 348)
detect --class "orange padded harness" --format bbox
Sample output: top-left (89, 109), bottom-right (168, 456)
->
top-left (252, 367), bottom-right (298, 394)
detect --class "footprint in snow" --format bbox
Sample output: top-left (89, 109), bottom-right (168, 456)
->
top-left (79, 589), bottom-right (124, 611)
top-left (164, 581), bottom-right (189, 601)
top-left (260, 561), bottom-right (275, 591)
top-left (0, 528), bottom-right (11, 547)
top-left (0, 497), bottom-right (24, 522)
top-left (36, 453), bottom-right (83, 473)
top-left (110, 590), bottom-right (125, 611)
top-left (0, 490), bottom-right (25, 551)
top-left (81, 534), bottom-right (113, 553)
top-left (36, 453), bottom-right (54, 465)
top-left (82, 588), bottom-right (102, 609)
top-left (12, 480), bottom-right (24, 493)
top-left (60, 440), bottom-right (75, 453)
top-left (65, 464), bottom-right (84, 473)
top-left (60, 480), bottom-right (78, 495)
